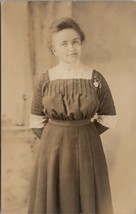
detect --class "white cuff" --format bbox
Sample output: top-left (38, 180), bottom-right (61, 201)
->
top-left (30, 114), bottom-right (46, 128)
top-left (92, 114), bottom-right (117, 128)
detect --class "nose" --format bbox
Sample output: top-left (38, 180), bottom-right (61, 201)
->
top-left (67, 42), bottom-right (75, 51)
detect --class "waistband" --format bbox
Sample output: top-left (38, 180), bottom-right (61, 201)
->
top-left (48, 119), bottom-right (91, 127)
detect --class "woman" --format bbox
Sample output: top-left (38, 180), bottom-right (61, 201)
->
top-left (27, 17), bottom-right (116, 214)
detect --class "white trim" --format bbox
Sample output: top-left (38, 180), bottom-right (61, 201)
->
top-left (30, 114), bottom-right (46, 128)
top-left (91, 114), bottom-right (117, 128)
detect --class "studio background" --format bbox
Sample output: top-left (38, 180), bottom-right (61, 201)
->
top-left (2, 1), bottom-right (136, 213)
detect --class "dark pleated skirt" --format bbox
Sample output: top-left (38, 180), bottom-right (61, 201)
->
top-left (27, 119), bottom-right (113, 214)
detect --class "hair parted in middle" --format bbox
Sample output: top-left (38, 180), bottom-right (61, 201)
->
top-left (47, 17), bottom-right (85, 54)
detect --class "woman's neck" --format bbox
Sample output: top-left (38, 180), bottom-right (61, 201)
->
top-left (59, 60), bottom-right (82, 71)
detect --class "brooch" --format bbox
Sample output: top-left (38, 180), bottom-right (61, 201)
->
top-left (93, 79), bottom-right (99, 87)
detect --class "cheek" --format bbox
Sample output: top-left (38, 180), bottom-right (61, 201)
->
top-left (77, 45), bottom-right (82, 54)
top-left (57, 48), bottom-right (66, 57)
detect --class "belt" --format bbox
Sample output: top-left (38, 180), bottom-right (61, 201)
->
top-left (48, 119), bottom-right (91, 127)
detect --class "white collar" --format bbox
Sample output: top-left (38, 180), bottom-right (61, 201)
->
top-left (48, 62), bottom-right (93, 81)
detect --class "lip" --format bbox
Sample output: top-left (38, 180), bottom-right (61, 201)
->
top-left (67, 53), bottom-right (78, 56)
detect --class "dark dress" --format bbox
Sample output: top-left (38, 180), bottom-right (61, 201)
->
top-left (27, 69), bottom-right (116, 214)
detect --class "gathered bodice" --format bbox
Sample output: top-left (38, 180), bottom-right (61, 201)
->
top-left (42, 78), bottom-right (99, 120)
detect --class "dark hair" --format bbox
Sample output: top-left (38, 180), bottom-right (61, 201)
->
top-left (47, 17), bottom-right (85, 53)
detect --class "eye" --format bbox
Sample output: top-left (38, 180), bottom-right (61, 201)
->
top-left (73, 40), bottom-right (81, 45)
top-left (61, 42), bottom-right (67, 47)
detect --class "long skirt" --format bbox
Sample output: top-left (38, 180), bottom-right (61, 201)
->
top-left (27, 119), bottom-right (113, 214)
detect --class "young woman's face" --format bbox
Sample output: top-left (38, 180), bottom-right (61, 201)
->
top-left (52, 28), bottom-right (82, 64)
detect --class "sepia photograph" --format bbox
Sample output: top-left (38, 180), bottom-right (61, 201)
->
top-left (2, 1), bottom-right (136, 213)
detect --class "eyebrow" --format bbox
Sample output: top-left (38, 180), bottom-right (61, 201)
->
top-left (60, 40), bottom-right (68, 43)
top-left (72, 38), bottom-right (80, 41)
top-left (60, 38), bottom-right (80, 44)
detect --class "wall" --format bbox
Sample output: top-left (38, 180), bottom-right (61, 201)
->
top-left (2, 2), bottom-right (33, 126)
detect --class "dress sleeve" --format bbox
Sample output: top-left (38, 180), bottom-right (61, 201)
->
top-left (92, 70), bottom-right (117, 134)
top-left (30, 72), bottom-right (49, 138)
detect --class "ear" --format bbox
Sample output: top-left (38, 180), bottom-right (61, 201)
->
top-left (52, 48), bottom-right (57, 56)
